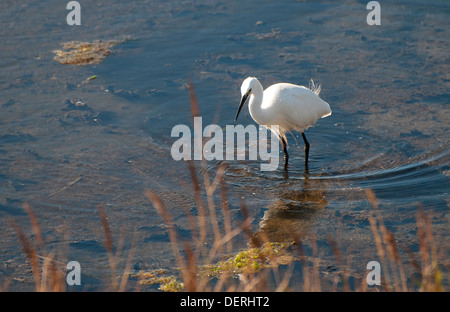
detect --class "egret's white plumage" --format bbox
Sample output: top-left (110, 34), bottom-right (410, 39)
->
top-left (234, 76), bottom-right (331, 167)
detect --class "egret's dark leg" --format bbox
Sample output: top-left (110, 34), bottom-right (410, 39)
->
top-left (302, 132), bottom-right (310, 167)
top-left (280, 137), bottom-right (289, 169)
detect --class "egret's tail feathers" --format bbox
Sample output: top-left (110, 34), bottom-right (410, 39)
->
top-left (309, 79), bottom-right (321, 95)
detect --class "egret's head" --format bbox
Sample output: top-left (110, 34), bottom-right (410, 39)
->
top-left (235, 77), bottom-right (258, 125)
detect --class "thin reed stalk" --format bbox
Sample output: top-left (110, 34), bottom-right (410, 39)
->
top-left (416, 206), bottom-right (442, 291)
top-left (98, 204), bottom-right (137, 291)
top-left (145, 190), bottom-right (195, 291)
top-left (10, 204), bottom-right (66, 291)
top-left (220, 164), bottom-right (233, 253)
top-left (10, 219), bottom-right (41, 291)
top-left (365, 189), bottom-right (446, 292)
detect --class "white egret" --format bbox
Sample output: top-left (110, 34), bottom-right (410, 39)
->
top-left (234, 77), bottom-right (331, 169)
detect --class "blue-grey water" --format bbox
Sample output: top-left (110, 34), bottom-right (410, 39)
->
top-left (0, 0), bottom-right (448, 291)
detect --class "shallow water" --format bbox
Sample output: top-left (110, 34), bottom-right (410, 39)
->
top-left (0, 0), bottom-right (448, 291)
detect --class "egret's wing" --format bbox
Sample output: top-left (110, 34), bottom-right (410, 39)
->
top-left (264, 83), bottom-right (331, 133)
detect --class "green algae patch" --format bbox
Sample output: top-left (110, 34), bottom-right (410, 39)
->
top-left (205, 242), bottom-right (295, 277)
top-left (132, 269), bottom-right (184, 292)
top-left (133, 242), bottom-right (295, 291)
top-left (53, 39), bottom-right (128, 65)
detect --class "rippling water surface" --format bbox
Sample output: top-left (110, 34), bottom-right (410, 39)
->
top-left (0, 0), bottom-right (448, 290)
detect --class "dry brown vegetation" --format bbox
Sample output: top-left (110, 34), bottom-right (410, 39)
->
top-left (7, 179), bottom-right (447, 292)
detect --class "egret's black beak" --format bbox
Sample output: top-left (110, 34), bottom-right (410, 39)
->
top-left (234, 90), bottom-right (251, 125)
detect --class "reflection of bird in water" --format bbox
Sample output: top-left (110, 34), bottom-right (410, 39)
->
top-left (234, 77), bottom-right (332, 170)
top-left (250, 180), bottom-right (328, 247)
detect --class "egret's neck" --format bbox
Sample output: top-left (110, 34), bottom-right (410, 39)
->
top-left (248, 81), bottom-right (266, 124)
